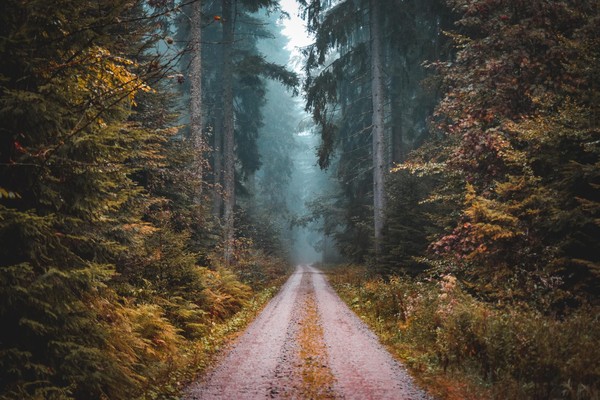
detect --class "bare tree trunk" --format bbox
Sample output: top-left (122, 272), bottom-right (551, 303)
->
top-left (190, 0), bottom-right (204, 200)
top-left (370, 0), bottom-right (386, 258)
top-left (212, 87), bottom-right (223, 218)
top-left (222, 0), bottom-right (235, 264)
top-left (212, 25), bottom-right (224, 219)
top-left (391, 73), bottom-right (405, 165)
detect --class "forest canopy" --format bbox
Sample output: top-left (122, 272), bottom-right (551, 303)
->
top-left (0, 0), bottom-right (598, 398)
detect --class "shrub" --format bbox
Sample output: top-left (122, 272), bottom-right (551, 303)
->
top-left (329, 265), bottom-right (600, 399)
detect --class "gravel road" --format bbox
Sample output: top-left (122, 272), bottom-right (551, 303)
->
top-left (184, 265), bottom-right (431, 399)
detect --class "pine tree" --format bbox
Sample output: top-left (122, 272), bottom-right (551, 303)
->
top-left (370, 0), bottom-right (387, 256)
top-left (200, 0), bottom-right (297, 264)
top-left (190, 0), bottom-right (205, 202)
top-left (300, 0), bottom-right (450, 261)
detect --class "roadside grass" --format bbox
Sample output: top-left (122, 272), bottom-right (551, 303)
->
top-left (138, 284), bottom-right (282, 400)
top-left (320, 264), bottom-right (600, 400)
top-left (135, 256), bottom-right (292, 400)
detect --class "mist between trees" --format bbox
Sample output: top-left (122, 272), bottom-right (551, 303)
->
top-left (0, 0), bottom-right (598, 399)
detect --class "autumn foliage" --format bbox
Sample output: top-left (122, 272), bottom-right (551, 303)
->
top-left (413, 0), bottom-right (600, 307)
top-left (329, 266), bottom-right (600, 399)
top-left (0, 1), bottom-right (289, 399)
top-left (329, 0), bottom-right (599, 397)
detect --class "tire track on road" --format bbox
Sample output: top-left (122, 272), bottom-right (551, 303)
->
top-left (185, 265), bottom-right (431, 399)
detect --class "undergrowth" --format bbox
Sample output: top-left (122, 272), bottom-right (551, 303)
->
top-left (135, 251), bottom-right (291, 400)
top-left (324, 264), bottom-right (600, 400)
top-left (139, 283), bottom-right (281, 400)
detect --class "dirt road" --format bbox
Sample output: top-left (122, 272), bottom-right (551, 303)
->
top-left (185, 265), bottom-right (431, 399)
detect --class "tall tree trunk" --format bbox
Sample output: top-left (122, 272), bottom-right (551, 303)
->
top-left (222, 0), bottom-right (235, 264)
top-left (190, 0), bottom-right (204, 200)
top-left (212, 80), bottom-right (223, 218)
top-left (370, 0), bottom-right (386, 258)
top-left (212, 18), bottom-right (225, 219)
top-left (391, 71), bottom-right (405, 164)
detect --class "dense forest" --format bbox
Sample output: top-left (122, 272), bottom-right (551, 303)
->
top-left (1, 0), bottom-right (598, 399)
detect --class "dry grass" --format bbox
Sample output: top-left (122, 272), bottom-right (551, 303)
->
top-left (297, 294), bottom-right (337, 399)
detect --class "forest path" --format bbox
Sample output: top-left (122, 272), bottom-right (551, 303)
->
top-left (184, 265), bottom-right (431, 399)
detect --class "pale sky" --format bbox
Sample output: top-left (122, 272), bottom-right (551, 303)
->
top-left (278, 0), bottom-right (313, 72)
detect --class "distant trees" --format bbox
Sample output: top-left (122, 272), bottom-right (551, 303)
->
top-left (248, 10), bottom-right (303, 259)
top-left (299, 0), bottom-right (451, 261)
top-left (300, 0), bottom-right (598, 309)
top-left (196, 0), bottom-right (297, 263)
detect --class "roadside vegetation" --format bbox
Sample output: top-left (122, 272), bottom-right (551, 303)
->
top-left (325, 264), bottom-right (599, 400)
top-left (131, 250), bottom-right (290, 400)
top-left (303, 1), bottom-right (599, 398)
top-left (0, 1), bottom-right (293, 398)
top-left (2, 0), bottom-right (598, 398)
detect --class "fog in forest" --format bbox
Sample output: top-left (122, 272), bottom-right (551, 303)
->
top-left (250, 4), bottom-right (335, 265)
top-left (2, 0), bottom-right (598, 398)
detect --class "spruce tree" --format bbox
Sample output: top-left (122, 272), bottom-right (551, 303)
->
top-left (300, 0), bottom-right (450, 262)
top-left (0, 0), bottom-right (161, 397)
top-left (422, 0), bottom-right (599, 307)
